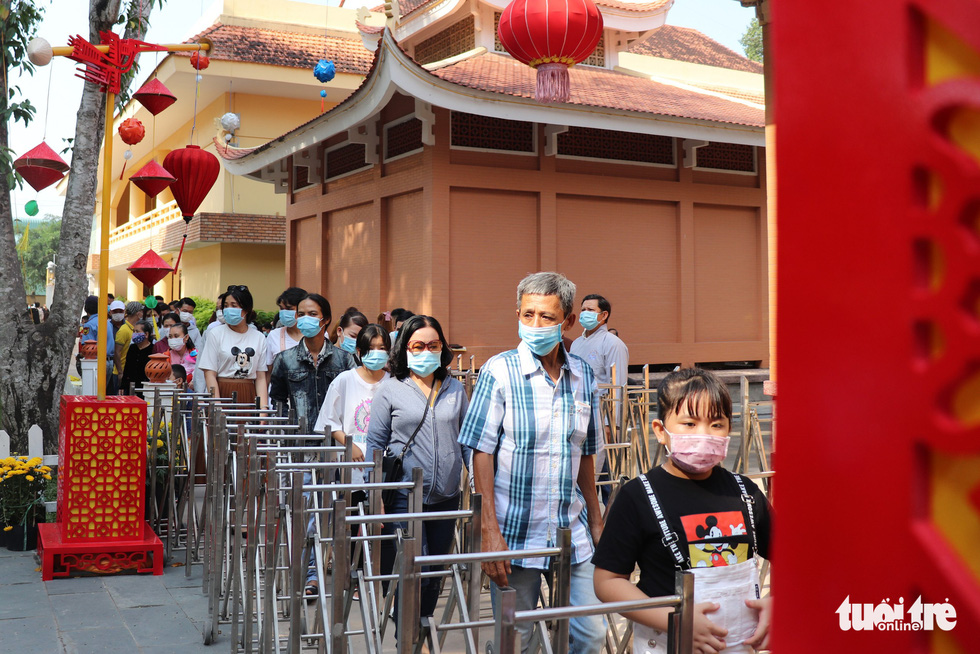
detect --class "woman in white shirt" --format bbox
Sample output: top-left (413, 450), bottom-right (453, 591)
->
top-left (266, 286), bottom-right (307, 369)
top-left (315, 324), bottom-right (392, 484)
top-left (198, 285), bottom-right (269, 407)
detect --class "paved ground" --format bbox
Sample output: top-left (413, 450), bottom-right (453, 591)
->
top-left (0, 547), bottom-right (214, 654)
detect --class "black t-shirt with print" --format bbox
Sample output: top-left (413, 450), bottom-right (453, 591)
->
top-left (592, 466), bottom-right (772, 598)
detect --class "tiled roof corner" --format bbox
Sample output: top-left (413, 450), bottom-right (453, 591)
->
top-left (180, 23), bottom-right (374, 75)
top-left (628, 24), bottom-right (763, 74)
top-left (213, 137), bottom-right (258, 161)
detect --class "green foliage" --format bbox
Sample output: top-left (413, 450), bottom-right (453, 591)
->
top-left (1, 0), bottom-right (44, 190)
top-left (740, 17), bottom-right (763, 63)
top-left (188, 296), bottom-right (216, 329)
top-left (15, 218), bottom-right (59, 294)
top-left (255, 310), bottom-right (278, 328)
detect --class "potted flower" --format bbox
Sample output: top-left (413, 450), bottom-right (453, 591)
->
top-left (0, 456), bottom-right (51, 551)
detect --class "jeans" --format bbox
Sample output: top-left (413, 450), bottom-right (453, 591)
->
top-left (491, 560), bottom-right (606, 654)
top-left (380, 492), bottom-right (460, 627)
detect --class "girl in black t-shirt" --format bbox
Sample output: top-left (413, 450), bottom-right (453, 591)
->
top-left (593, 368), bottom-right (772, 654)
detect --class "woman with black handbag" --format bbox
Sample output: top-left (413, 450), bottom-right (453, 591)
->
top-left (365, 314), bottom-right (469, 629)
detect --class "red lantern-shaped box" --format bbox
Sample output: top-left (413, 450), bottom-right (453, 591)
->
top-left (129, 160), bottom-right (176, 198)
top-left (163, 145), bottom-right (221, 222)
top-left (14, 141), bottom-right (70, 192)
top-left (127, 249), bottom-right (173, 288)
top-left (134, 78), bottom-right (177, 116)
top-left (118, 117), bottom-right (145, 145)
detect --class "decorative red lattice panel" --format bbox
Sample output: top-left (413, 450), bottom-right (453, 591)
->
top-left (57, 396), bottom-right (147, 541)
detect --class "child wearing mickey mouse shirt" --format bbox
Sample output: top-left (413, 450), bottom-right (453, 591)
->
top-left (593, 368), bottom-right (773, 654)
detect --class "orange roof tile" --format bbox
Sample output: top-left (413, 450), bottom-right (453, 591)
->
top-left (597, 0), bottom-right (671, 11)
top-left (432, 52), bottom-right (763, 127)
top-left (212, 137), bottom-right (258, 160)
top-left (686, 82), bottom-right (764, 105)
top-left (628, 24), bottom-right (763, 74)
top-left (183, 23), bottom-right (373, 75)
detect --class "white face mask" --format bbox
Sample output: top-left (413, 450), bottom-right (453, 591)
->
top-left (179, 311), bottom-right (194, 323)
top-left (216, 311), bottom-right (226, 324)
top-left (111, 312), bottom-right (125, 322)
top-left (168, 337), bottom-right (185, 351)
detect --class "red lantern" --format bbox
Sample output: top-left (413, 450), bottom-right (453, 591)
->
top-left (162, 145), bottom-right (220, 222)
top-left (13, 141), bottom-right (70, 192)
top-left (497, 0), bottom-right (603, 104)
top-left (190, 52), bottom-right (210, 71)
top-left (129, 160), bottom-right (176, 198)
top-left (127, 249), bottom-right (173, 288)
top-left (118, 117), bottom-right (145, 145)
top-left (134, 78), bottom-right (177, 116)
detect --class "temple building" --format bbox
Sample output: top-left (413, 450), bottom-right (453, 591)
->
top-left (218, 0), bottom-right (768, 369)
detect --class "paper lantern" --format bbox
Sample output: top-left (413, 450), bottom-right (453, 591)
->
top-left (13, 141), bottom-right (70, 192)
top-left (497, 0), bottom-right (603, 103)
top-left (25, 200), bottom-right (39, 216)
top-left (190, 52), bottom-right (209, 71)
top-left (162, 145), bottom-right (220, 223)
top-left (118, 118), bottom-right (145, 145)
top-left (134, 78), bottom-right (176, 116)
top-left (314, 59), bottom-right (335, 83)
top-left (128, 160), bottom-right (175, 198)
top-left (127, 249), bottom-right (173, 288)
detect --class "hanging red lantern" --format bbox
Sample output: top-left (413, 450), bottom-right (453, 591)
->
top-left (129, 160), bottom-right (176, 198)
top-left (190, 52), bottom-right (210, 71)
top-left (127, 249), bottom-right (173, 288)
top-left (118, 117), bottom-right (145, 145)
top-left (497, 0), bottom-right (603, 104)
top-left (13, 141), bottom-right (70, 192)
top-left (134, 78), bottom-right (177, 116)
top-left (162, 145), bottom-right (220, 222)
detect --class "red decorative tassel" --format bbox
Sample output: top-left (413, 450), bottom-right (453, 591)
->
top-left (535, 63), bottom-right (570, 104)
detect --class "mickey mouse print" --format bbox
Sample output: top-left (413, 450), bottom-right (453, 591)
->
top-left (680, 511), bottom-right (750, 568)
top-left (231, 346), bottom-right (256, 378)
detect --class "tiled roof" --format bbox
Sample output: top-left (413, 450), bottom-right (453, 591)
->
top-left (686, 82), bottom-right (764, 105)
top-left (431, 52), bottom-right (763, 127)
top-left (628, 24), bottom-right (763, 74)
top-left (597, 0), bottom-right (671, 11)
top-left (212, 137), bottom-right (258, 160)
top-left (356, 20), bottom-right (385, 35)
top-left (399, 0), bottom-right (434, 17)
top-left (182, 23), bottom-right (374, 75)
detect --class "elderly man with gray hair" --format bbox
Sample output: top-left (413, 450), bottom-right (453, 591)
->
top-left (459, 271), bottom-right (606, 654)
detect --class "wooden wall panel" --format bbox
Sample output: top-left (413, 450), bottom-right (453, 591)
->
top-left (291, 215), bottom-right (320, 294)
top-left (326, 202), bottom-right (380, 314)
top-left (385, 191), bottom-right (429, 315)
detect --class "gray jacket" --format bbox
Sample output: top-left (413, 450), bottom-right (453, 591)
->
top-left (366, 375), bottom-right (470, 504)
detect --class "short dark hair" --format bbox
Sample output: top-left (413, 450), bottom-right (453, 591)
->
top-left (657, 368), bottom-right (732, 425)
top-left (390, 308), bottom-right (413, 325)
top-left (389, 315), bottom-right (452, 381)
top-left (224, 286), bottom-right (255, 323)
top-left (154, 295), bottom-right (165, 302)
top-left (161, 313), bottom-right (179, 327)
top-left (179, 297), bottom-right (196, 309)
top-left (169, 323), bottom-right (188, 336)
top-left (135, 320), bottom-right (155, 341)
top-left (277, 286), bottom-right (308, 308)
top-left (356, 323), bottom-right (391, 357)
top-left (582, 294), bottom-right (611, 318)
top-left (300, 293), bottom-right (332, 321)
top-left (84, 295), bottom-right (98, 316)
top-left (107, 294), bottom-right (115, 301)
top-left (171, 364), bottom-right (187, 382)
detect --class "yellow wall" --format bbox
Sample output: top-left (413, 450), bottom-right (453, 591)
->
top-left (219, 243), bottom-right (286, 311)
top-left (178, 245), bottom-right (223, 303)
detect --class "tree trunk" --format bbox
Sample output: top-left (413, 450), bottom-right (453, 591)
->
top-left (0, 0), bottom-right (125, 454)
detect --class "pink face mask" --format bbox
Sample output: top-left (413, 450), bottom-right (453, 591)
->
top-left (663, 428), bottom-right (730, 474)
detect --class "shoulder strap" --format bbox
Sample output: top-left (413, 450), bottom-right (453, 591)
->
top-left (639, 472), bottom-right (689, 570)
top-left (280, 328), bottom-right (286, 352)
top-left (399, 380), bottom-right (441, 459)
top-left (730, 471), bottom-right (760, 557)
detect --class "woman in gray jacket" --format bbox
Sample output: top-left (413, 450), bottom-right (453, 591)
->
top-left (366, 314), bottom-right (469, 625)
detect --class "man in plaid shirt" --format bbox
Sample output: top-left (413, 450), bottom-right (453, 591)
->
top-left (459, 271), bottom-right (605, 654)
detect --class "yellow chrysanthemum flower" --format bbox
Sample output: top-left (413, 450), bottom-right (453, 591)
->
top-left (3, 526), bottom-right (12, 532)
top-left (156, 439), bottom-right (164, 449)
top-left (25, 475), bottom-right (34, 481)
top-left (43, 474), bottom-right (52, 480)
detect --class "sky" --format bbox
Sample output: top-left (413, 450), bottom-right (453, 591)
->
top-left (8, 0), bottom-right (757, 222)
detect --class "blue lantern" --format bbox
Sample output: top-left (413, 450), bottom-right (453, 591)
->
top-left (314, 59), bottom-right (336, 83)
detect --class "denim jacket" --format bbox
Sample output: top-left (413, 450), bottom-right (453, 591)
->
top-left (269, 339), bottom-right (356, 430)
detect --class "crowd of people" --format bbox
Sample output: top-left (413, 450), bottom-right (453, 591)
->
top-left (76, 272), bottom-right (771, 654)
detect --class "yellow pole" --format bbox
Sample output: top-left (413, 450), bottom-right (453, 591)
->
top-left (50, 42), bottom-right (209, 57)
top-left (96, 91), bottom-right (115, 400)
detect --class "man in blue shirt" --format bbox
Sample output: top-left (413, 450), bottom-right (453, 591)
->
top-left (459, 272), bottom-right (605, 654)
top-left (79, 295), bottom-right (118, 394)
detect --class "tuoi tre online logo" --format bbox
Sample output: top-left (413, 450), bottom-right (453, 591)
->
top-left (836, 596), bottom-right (956, 631)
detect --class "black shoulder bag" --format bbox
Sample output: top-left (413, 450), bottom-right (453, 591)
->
top-left (381, 380), bottom-right (440, 509)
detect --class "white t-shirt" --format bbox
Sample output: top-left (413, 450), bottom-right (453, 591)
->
top-left (314, 368), bottom-right (389, 484)
top-left (197, 323), bottom-right (269, 379)
top-left (266, 327), bottom-right (301, 368)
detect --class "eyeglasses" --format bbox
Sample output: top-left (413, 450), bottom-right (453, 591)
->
top-left (227, 285), bottom-right (249, 292)
top-left (407, 340), bottom-right (443, 354)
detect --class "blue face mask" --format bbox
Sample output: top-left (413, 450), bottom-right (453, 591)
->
top-left (131, 332), bottom-right (147, 345)
top-left (223, 307), bottom-right (243, 326)
top-left (361, 350), bottom-right (389, 371)
top-left (579, 310), bottom-right (600, 330)
top-left (518, 321), bottom-right (562, 356)
top-left (339, 334), bottom-right (357, 353)
top-left (279, 309), bottom-right (297, 328)
top-left (389, 330), bottom-right (399, 342)
top-left (407, 350), bottom-right (441, 377)
top-left (296, 316), bottom-right (322, 338)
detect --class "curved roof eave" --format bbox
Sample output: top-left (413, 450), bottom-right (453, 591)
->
top-left (223, 29), bottom-right (765, 180)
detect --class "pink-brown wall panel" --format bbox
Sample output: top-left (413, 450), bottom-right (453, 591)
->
top-left (692, 204), bottom-right (763, 343)
top-left (448, 187), bottom-right (539, 358)
top-left (327, 202), bottom-right (381, 313)
top-left (292, 215), bottom-right (320, 293)
top-left (385, 191), bottom-right (429, 315)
